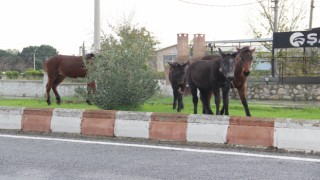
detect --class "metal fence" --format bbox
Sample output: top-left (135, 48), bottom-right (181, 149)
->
top-left (248, 55), bottom-right (320, 84)
top-left (278, 56), bottom-right (320, 77)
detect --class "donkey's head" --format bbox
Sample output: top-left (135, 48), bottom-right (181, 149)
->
top-left (218, 48), bottom-right (238, 81)
top-left (168, 61), bottom-right (190, 84)
top-left (236, 46), bottom-right (255, 77)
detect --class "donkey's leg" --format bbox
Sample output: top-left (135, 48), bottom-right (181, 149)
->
top-left (177, 85), bottom-right (185, 112)
top-left (206, 90), bottom-right (213, 114)
top-left (172, 87), bottom-right (178, 110)
top-left (220, 106), bottom-right (225, 115)
top-left (213, 88), bottom-right (221, 115)
top-left (178, 92), bottom-right (184, 110)
top-left (45, 77), bottom-right (55, 105)
top-left (222, 85), bottom-right (231, 115)
top-left (238, 86), bottom-right (251, 116)
top-left (52, 75), bottom-right (65, 105)
top-left (177, 92), bottom-right (183, 112)
top-left (189, 83), bottom-right (198, 114)
top-left (199, 91), bottom-right (206, 114)
top-left (201, 90), bottom-right (213, 115)
top-left (86, 81), bottom-right (96, 105)
top-left (179, 83), bottom-right (186, 110)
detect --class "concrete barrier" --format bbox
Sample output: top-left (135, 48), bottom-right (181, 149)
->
top-left (51, 108), bottom-right (83, 133)
top-left (274, 118), bottom-right (320, 152)
top-left (0, 106), bottom-right (320, 153)
top-left (187, 114), bottom-right (229, 144)
top-left (115, 111), bottom-right (152, 139)
top-left (0, 106), bottom-right (24, 130)
top-left (227, 116), bottom-right (274, 147)
top-left (82, 110), bottom-right (116, 136)
top-left (22, 108), bottom-right (52, 132)
top-left (150, 113), bottom-right (188, 141)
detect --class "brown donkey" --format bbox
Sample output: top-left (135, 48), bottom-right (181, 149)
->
top-left (220, 46), bottom-right (255, 116)
top-left (44, 53), bottom-right (95, 105)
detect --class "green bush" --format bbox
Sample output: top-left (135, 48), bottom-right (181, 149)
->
top-left (24, 69), bottom-right (44, 79)
top-left (5, 71), bottom-right (19, 79)
top-left (85, 22), bottom-right (159, 110)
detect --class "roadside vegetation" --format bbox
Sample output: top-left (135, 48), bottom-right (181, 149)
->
top-left (0, 95), bottom-right (319, 120)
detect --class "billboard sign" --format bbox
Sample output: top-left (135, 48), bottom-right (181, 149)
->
top-left (273, 30), bottom-right (320, 48)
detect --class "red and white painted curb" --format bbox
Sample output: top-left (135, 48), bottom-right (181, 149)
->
top-left (0, 106), bottom-right (320, 153)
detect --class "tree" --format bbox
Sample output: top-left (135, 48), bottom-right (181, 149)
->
top-left (6, 49), bottom-right (20, 56)
top-left (85, 21), bottom-right (159, 110)
top-left (247, 0), bottom-right (307, 50)
top-left (19, 45), bottom-right (58, 70)
top-left (0, 49), bottom-right (22, 71)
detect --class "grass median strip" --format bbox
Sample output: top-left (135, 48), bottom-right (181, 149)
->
top-left (0, 96), bottom-right (319, 120)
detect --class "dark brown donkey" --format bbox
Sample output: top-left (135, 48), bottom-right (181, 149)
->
top-left (220, 46), bottom-right (255, 116)
top-left (186, 48), bottom-right (238, 115)
top-left (44, 53), bottom-right (95, 105)
top-left (168, 61), bottom-right (190, 112)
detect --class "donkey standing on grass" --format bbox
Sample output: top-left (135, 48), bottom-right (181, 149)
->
top-left (44, 53), bottom-right (95, 105)
top-left (168, 61), bottom-right (190, 112)
top-left (186, 48), bottom-right (238, 115)
top-left (219, 46), bottom-right (255, 116)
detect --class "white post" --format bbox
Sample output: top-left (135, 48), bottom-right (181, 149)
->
top-left (33, 50), bottom-right (36, 70)
top-left (94, 0), bottom-right (101, 53)
top-left (43, 72), bottom-right (48, 97)
top-left (309, 0), bottom-right (314, 30)
top-left (273, 0), bottom-right (279, 33)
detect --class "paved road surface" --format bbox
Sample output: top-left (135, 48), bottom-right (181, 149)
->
top-left (1, 133), bottom-right (320, 180)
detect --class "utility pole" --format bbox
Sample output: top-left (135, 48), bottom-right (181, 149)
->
top-left (94, 0), bottom-right (101, 53)
top-left (271, 0), bottom-right (279, 77)
top-left (33, 48), bottom-right (37, 70)
top-left (309, 0), bottom-right (314, 30)
top-left (273, 0), bottom-right (279, 33)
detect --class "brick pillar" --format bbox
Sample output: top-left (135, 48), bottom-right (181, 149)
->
top-left (192, 34), bottom-right (205, 62)
top-left (176, 33), bottom-right (189, 62)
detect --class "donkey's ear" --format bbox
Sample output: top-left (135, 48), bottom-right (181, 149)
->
top-left (251, 48), bottom-right (256, 53)
top-left (236, 47), bottom-right (241, 52)
top-left (86, 53), bottom-right (95, 59)
top-left (218, 48), bottom-right (224, 56)
top-left (183, 60), bottom-right (190, 66)
top-left (167, 62), bottom-right (174, 67)
top-left (231, 52), bottom-right (238, 58)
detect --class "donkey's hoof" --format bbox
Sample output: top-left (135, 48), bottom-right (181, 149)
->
top-left (86, 100), bottom-right (92, 105)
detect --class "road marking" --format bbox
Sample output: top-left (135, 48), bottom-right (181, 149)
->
top-left (1, 134), bottom-right (320, 163)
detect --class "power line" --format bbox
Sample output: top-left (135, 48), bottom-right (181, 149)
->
top-left (177, 0), bottom-right (264, 7)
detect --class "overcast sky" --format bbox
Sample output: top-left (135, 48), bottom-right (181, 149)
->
top-left (0, 0), bottom-right (319, 55)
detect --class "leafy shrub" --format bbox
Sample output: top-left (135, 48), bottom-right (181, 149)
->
top-left (85, 22), bottom-right (159, 110)
top-left (24, 69), bottom-right (44, 79)
top-left (5, 71), bottom-right (19, 79)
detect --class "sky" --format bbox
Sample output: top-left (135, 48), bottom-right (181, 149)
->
top-left (1, 0), bottom-right (319, 55)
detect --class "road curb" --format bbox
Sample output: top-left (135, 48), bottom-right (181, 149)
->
top-left (0, 106), bottom-right (320, 153)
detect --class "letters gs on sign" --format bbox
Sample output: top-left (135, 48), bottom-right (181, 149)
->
top-left (273, 30), bottom-right (320, 48)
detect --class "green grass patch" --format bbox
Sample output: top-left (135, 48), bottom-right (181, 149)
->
top-left (0, 97), bottom-right (98, 110)
top-left (144, 96), bottom-right (320, 120)
top-left (0, 96), bottom-right (319, 120)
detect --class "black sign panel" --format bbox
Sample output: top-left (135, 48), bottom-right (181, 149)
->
top-left (273, 30), bottom-right (320, 48)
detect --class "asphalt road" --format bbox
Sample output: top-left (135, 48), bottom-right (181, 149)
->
top-left (1, 133), bottom-right (320, 180)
